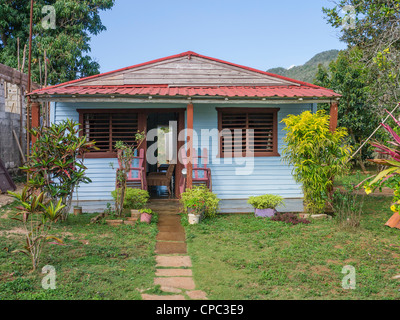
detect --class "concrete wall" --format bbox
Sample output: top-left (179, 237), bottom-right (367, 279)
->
top-left (0, 79), bottom-right (26, 175)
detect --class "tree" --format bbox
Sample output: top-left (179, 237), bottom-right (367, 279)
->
top-left (314, 48), bottom-right (381, 171)
top-left (0, 0), bottom-right (115, 85)
top-left (21, 120), bottom-right (98, 221)
top-left (323, 0), bottom-right (400, 107)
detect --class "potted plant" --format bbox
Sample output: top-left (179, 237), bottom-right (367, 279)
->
top-left (183, 198), bottom-right (205, 225)
top-left (140, 208), bottom-right (153, 224)
top-left (112, 188), bottom-right (149, 219)
top-left (180, 186), bottom-right (220, 221)
top-left (248, 194), bottom-right (285, 218)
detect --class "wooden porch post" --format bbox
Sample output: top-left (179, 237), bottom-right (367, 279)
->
top-left (329, 101), bottom-right (338, 133)
top-left (31, 102), bottom-right (40, 144)
top-left (187, 103), bottom-right (194, 189)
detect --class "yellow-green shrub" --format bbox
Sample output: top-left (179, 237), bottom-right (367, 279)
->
top-left (282, 110), bottom-right (351, 214)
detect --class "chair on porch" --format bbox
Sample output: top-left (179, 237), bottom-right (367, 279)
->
top-left (116, 148), bottom-right (147, 190)
top-left (179, 148), bottom-right (212, 194)
top-left (147, 164), bottom-right (176, 198)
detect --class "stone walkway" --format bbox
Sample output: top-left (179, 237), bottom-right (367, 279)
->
top-left (142, 200), bottom-right (208, 301)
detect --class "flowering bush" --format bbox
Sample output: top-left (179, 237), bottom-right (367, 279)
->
top-left (180, 186), bottom-right (220, 218)
top-left (363, 109), bottom-right (400, 213)
top-left (183, 198), bottom-right (206, 215)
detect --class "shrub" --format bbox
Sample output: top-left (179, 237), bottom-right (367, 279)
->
top-left (8, 187), bottom-right (65, 271)
top-left (271, 213), bottom-right (311, 225)
top-left (282, 110), bottom-right (351, 215)
top-left (112, 188), bottom-right (149, 210)
top-left (363, 110), bottom-right (400, 213)
top-left (180, 186), bottom-right (220, 218)
top-left (248, 194), bottom-right (284, 210)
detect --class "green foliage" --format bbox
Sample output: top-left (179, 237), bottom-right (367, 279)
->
top-left (247, 194), bottom-right (285, 210)
top-left (180, 186), bottom-right (220, 219)
top-left (7, 187), bottom-right (65, 271)
top-left (282, 110), bottom-right (352, 214)
top-left (315, 48), bottom-right (381, 166)
top-left (20, 120), bottom-right (98, 220)
top-left (0, 0), bottom-right (115, 85)
top-left (183, 198), bottom-right (206, 215)
top-left (267, 50), bottom-right (339, 83)
top-left (139, 208), bottom-right (154, 215)
top-left (323, 0), bottom-right (400, 108)
top-left (111, 188), bottom-right (149, 210)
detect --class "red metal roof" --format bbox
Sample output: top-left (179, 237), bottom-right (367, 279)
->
top-left (31, 85), bottom-right (340, 98)
top-left (29, 51), bottom-right (340, 99)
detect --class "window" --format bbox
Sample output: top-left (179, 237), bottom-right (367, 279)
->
top-left (78, 110), bottom-right (139, 157)
top-left (217, 108), bottom-right (280, 157)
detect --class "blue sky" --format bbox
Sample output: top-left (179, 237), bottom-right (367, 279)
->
top-left (89, 0), bottom-right (347, 73)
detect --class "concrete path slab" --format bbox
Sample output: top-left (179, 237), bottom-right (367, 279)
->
top-left (156, 269), bottom-right (193, 277)
top-left (156, 255), bottom-right (192, 268)
top-left (156, 242), bottom-right (187, 254)
top-left (157, 232), bottom-right (186, 242)
top-left (155, 277), bottom-right (196, 290)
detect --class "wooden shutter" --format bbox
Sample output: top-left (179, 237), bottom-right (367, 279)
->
top-left (218, 108), bottom-right (280, 157)
top-left (80, 110), bottom-right (139, 157)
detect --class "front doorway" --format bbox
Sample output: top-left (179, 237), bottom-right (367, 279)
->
top-left (144, 110), bottom-right (184, 199)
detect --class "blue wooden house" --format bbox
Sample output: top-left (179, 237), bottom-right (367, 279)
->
top-left (29, 51), bottom-right (340, 213)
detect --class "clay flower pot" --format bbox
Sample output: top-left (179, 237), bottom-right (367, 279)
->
top-left (131, 209), bottom-right (141, 219)
top-left (140, 212), bottom-right (152, 224)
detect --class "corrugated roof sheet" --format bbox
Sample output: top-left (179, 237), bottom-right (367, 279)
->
top-left (30, 85), bottom-right (340, 98)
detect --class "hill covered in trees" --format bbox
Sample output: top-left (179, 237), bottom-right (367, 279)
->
top-left (267, 50), bottom-right (340, 84)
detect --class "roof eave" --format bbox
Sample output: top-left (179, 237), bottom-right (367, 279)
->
top-left (29, 93), bottom-right (341, 104)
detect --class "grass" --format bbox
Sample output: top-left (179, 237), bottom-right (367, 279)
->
top-left (183, 196), bottom-right (400, 300)
top-left (0, 203), bottom-right (159, 300)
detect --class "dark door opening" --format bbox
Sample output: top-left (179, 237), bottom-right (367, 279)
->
top-left (146, 112), bottom-right (179, 199)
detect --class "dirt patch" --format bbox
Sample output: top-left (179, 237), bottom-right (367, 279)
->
top-left (0, 227), bottom-right (27, 238)
top-left (0, 183), bottom-right (25, 207)
top-left (311, 265), bottom-right (331, 275)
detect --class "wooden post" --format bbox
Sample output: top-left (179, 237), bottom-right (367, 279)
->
top-left (186, 103), bottom-right (194, 189)
top-left (31, 102), bottom-right (40, 144)
top-left (329, 101), bottom-right (339, 133)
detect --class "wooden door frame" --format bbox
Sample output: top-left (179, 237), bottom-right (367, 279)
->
top-left (139, 108), bottom-right (185, 199)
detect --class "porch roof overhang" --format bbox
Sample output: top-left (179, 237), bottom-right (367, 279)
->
top-left (29, 85), bottom-right (341, 104)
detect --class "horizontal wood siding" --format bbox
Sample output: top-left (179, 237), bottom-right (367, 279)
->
top-left (192, 103), bottom-right (310, 200)
top-left (54, 101), bottom-right (311, 203)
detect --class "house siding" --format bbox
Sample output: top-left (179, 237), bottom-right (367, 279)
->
top-left (53, 101), bottom-right (311, 211)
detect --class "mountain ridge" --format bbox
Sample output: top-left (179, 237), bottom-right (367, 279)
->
top-left (267, 49), bottom-right (340, 84)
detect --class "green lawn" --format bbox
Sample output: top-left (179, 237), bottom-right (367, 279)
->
top-left (184, 196), bottom-right (400, 300)
top-left (0, 204), bottom-right (159, 300)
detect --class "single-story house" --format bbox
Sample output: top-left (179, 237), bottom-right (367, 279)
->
top-left (29, 51), bottom-right (340, 213)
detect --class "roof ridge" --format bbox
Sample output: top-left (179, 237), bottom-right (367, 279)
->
top-left (30, 51), bottom-right (326, 94)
